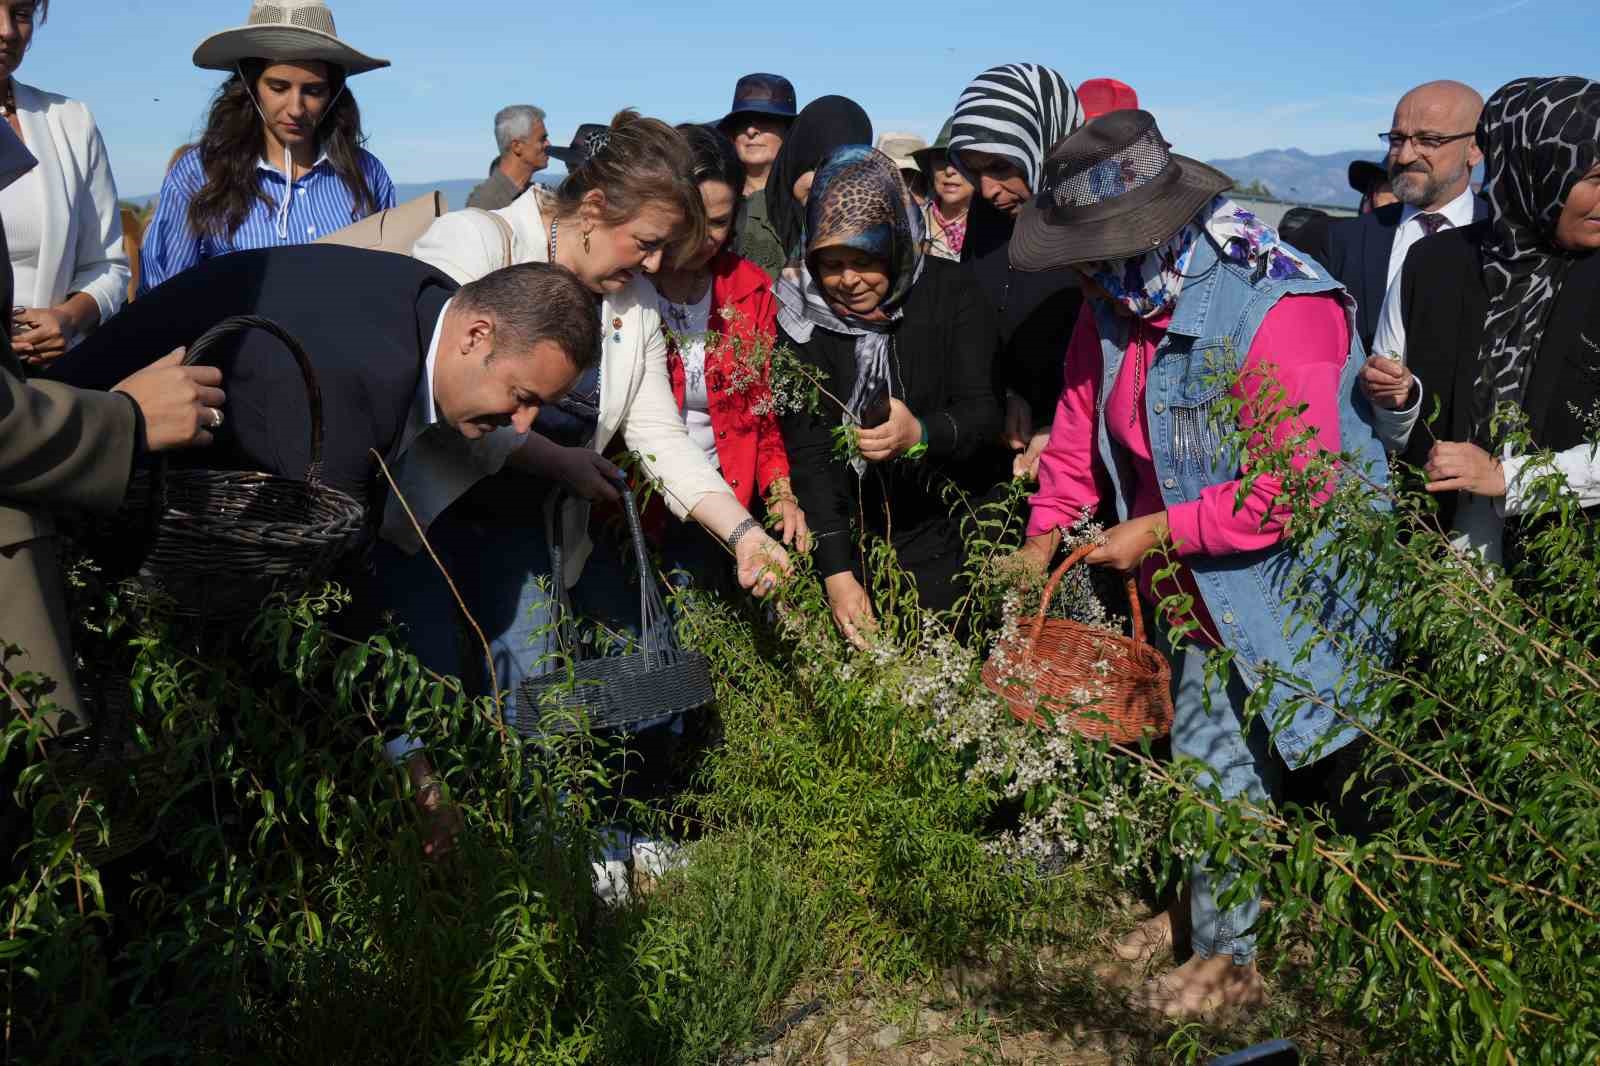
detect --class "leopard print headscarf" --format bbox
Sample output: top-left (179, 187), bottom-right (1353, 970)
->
top-left (775, 146), bottom-right (927, 457)
top-left (1472, 76), bottom-right (1600, 446)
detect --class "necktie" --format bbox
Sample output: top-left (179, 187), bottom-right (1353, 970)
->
top-left (1417, 212), bottom-right (1450, 236)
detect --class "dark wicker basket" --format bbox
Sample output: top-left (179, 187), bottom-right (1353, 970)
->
top-left (107, 315), bottom-right (367, 620)
top-left (981, 544), bottom-right (1174, 744)
top-left (513, 484), bottom-right (714, 735)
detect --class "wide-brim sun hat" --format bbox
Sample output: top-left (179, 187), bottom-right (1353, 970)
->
top-left (1010, 109), bottom-right (1233, 271)
top-left (718, 72), bottom-right (798, 127)
top-left (911, 117), bottom-right (956, 176)
top-left (875, 132), bottom-right (928, 171)
top-left (193, 0), bottom-right (390, 76)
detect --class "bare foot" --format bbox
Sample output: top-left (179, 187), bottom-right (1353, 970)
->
top-left (1111, 910), bottom-right (1174, 964)
top-left (407, 755), bottom-right (463, 861)
top-left (1138, 954), bottom-right (1266, 1020)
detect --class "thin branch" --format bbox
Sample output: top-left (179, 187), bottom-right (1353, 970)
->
top-left (370, 449), bottom-right (507, 735)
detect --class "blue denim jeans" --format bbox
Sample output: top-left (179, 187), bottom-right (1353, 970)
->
top-left (1168, 642), bottom-right (1279, 966)
top-left (370, 506), bottom-right (642, 700)
top-left (370, 509), bottom-right (560, 697)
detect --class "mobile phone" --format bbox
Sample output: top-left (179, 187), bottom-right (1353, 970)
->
top-left (859, 380), bottom-right (891, 429)
top-left (1208, 1040), bottom-right (1300, 1066)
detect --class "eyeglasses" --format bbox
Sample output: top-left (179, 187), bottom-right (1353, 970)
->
top-left (1380, 130), bottom-right (1475, 152)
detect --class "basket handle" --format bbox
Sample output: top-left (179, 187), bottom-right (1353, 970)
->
top-left (181, 315), bottom-right (328, 484)
top-left (545, 480), bottom-right (674, 660)
top-left (1029, 542), bottom-right (1147, 651)
top-left (612, 480), bottom-right (674, 657)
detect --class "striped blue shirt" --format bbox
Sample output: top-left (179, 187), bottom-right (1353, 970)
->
top-left (138, 145), bottom-right (396, 294)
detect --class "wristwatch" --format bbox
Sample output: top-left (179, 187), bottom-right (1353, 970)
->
top-left (726, 517), bottom-right (760, 551)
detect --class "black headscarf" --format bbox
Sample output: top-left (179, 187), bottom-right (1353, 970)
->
top-left (1472, 76), bottom-right (1600, 445)
top-left (765, 95), bottom-right (872, 259)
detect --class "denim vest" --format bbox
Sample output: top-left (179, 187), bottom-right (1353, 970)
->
top-left (1088, 235), bottom-right (1392, 769)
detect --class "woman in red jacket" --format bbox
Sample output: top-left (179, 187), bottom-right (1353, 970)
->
top-left (650, 124), bottom-right (808, 585)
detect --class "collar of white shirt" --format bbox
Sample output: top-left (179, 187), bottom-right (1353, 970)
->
top-left (255, 152), bottom-right (333, 181)
top-left (1398, 185), bottom-right (1483, 232)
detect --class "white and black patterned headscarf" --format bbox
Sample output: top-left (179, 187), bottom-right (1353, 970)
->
top-left (1472, 76), bottom-right (1600, 445)
top-left (947, 63), bottom-right (1082, 193)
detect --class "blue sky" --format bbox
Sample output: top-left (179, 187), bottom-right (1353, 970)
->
top-left (18, 0), bottom-right (1587, 197)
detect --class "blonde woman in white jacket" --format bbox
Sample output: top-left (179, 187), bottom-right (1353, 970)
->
top-left (397, 111), bottom-right (790, 695)
top-left (1, 1), bottom-right (129, 362)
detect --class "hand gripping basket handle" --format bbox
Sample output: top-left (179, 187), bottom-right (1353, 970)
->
top-left (180, 314), bottom-right (329, 484)
top-left (1028, 543), bottom-right (1147, 659)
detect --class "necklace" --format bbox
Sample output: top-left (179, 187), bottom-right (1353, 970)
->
top-left (658, 269), bottom-right (711, 306)
top-left (547, 217), bottom-right (558, 260)
top-left (0, 81), bottom-right (15, 119)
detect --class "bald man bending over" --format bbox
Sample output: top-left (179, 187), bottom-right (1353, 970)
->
top-left (1318, 80), bottom-right (1485, 353)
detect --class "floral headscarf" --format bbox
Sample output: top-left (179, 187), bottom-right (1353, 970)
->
top-left (1084, 196), bottom-right (1320, 319)
top-left (1471, 76), bottom-right (1600, 446)
top-left (776, 147), bottom-right (927, 468)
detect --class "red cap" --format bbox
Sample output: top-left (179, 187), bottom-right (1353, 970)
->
top-left (1077, 78), bottom-right (1139, 120)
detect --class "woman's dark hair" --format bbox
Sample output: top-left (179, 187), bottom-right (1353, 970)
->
top-left (186, 59), bottom-right (379, 240)
top-left (677, 123), bottom-right (746, 195)
top-left (765, 95), bottom-right (873, 254)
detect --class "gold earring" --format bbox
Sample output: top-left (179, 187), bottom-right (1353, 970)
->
top-left (582, 229), bottom-right (592, 253)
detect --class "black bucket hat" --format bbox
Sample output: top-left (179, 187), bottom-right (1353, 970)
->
top-left (718, 73), bottom-right (798, 128)
top-left (548, 123), bottom-right (611, 167)
top-left (1010, 109), bottom-right (1233, 271)
top-left (1347, 158), bottom-right (1388, 196)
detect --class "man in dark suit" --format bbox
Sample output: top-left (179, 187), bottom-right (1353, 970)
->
top-left (45, 246), bottom-right (601, 511)
top-left (1, 127), bottom-right (220, 733)
top-left (1317, 80), bottom-right (1484, 354)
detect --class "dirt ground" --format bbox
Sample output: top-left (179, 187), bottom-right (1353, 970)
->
top-left (737, 905), bottom-right (1372, 1066)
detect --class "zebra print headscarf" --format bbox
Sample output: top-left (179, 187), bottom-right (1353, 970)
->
top-left (1472, 76), bottom-right (1600, 446)
top-left (947, 63), bottom-right (1082, 193)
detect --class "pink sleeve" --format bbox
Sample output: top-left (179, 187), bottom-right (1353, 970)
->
top-left (1165, 294), bottom-right (1349, 557)
top-left (1026, 308), bottom-right (1108, 537)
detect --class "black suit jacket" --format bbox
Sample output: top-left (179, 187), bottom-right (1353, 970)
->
top-left (1398, 223), bottom-right (1600, 532)
top-left (44, 246), bottom-right (457, 506)
top-left (1318, 203), bottom-right (1403, 354)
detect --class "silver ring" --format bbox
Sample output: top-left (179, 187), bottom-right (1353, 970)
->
top-left (208, 407), bottom-right (224, 429)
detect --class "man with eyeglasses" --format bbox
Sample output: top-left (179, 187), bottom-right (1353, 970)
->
top-left (1319, 80), bottom-right (1485, 353)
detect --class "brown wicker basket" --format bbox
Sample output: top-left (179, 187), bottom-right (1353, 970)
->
top-left (981, 544), bottom-right (1174, 743)
top-left (108, 315), bottom-right (367, 621)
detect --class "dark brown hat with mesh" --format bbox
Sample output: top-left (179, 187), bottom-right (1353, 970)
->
top-left (1009, 109), bottom-right (1233, 271)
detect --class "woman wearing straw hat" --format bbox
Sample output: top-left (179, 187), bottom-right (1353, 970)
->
top-left (138, 0), bottom-right (395, 294)
top-left (1009, 110), bottom-right (1392, 1018)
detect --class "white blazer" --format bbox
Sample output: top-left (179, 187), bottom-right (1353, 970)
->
top-left (411, 190), bottom-right (732, 582)
top-left (11, 83), bottom-right (128, 328)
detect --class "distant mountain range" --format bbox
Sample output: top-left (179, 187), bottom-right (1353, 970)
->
top-left (412, 154), bottom-right (1387, 213)
top-left (129, 174), bottom-right (561, 212)
top-left (135, 153), bottom-right (1382, 214)
top-left (1204, 148), bottom-right (1386, 209)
